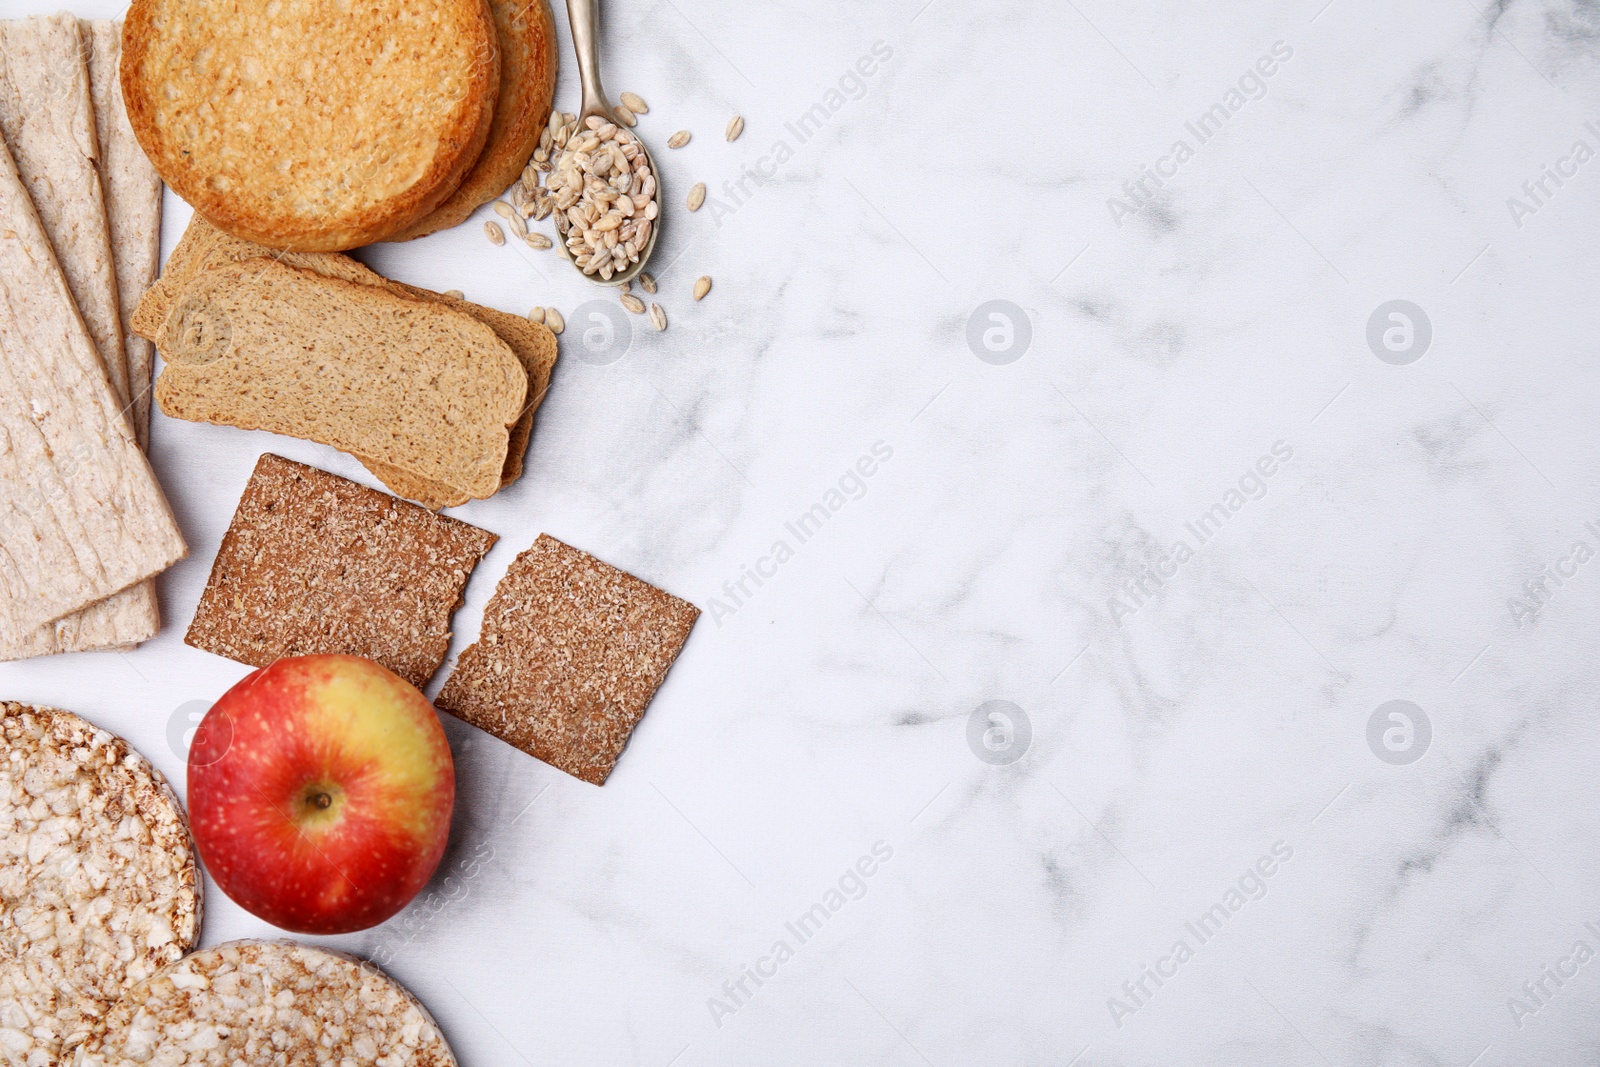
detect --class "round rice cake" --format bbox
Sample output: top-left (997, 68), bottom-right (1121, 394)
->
top-left (119, 0), bottom-right (500, 251)
top-left (72, 941), bottom-right (458, 1067)
top-left (389, 0), bottom-right (559, 240)
top-left (0, 702), bottom-right (201, 1066)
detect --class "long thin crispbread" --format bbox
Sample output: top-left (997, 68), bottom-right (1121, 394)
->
top-left (0, 14), bottom-right (128, 406)
top-left (134, 216), bottom-right (557, 508)
top-left (436, 535), bottom-right (700, 785)
top-left (185, 454), bottom-right (496, 689)
top-left (0, 16), bottom-right (162, 659)
top-left (0, 136), bottom-right (185, 646)
top-left (84, 18), bottom-right (162, 448)
top-left (153, 257), bottom-right (526, 499)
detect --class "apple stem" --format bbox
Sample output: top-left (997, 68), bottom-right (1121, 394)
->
top-left (313, 793), bottom-right (332, 810)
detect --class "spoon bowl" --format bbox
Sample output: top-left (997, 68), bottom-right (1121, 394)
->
top-left (558, 0), bottom-right (660, 287)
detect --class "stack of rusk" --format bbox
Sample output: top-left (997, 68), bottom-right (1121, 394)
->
top-left (0, 15), bottom-right (182, 662)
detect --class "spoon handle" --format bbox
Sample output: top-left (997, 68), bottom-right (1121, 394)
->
top-left (565, 0), bottom-right (610, 116)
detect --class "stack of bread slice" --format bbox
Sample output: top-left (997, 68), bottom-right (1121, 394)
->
top-left (120, 0), bottom-right (558, 250)
top-left (0, 15), bottom-right (183, 662)
top-left (132, 217), bottom-right (559, 510)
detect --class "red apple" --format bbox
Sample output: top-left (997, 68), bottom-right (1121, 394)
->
top-left (188, 654), bottom-right (455, 934)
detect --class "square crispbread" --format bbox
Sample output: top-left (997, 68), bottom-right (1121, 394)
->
top-left (84, 18), bottom-right (162, 450)
top-left (152, 257), bottom-right (527, 500)
top-left (185, 454), bottom-right (497, 690)
top-left (436, 535), bottom-right (699, 785)
top-left (135, 216), bottom-right (556, 508)
top-left (0, 135), bottom-right (185, 646)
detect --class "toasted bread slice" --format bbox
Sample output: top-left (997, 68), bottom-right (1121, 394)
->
top-left (388, 0), bottom-right (558, 240)
top-left (135, 216), bottom-right (557, 507)
top-left (153, 257), bottom-right (526, 499)
top-left (120, 0), bottom-right (500, 251)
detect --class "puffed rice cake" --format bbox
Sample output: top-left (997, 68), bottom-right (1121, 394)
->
top-left (0, 702), bottom-right (201, 1066)
top-left (71, 940), bottom-right (458, 1067)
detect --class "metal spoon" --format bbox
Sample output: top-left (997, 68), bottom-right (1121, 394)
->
top-left (558, 0), bottom-right (659, 287)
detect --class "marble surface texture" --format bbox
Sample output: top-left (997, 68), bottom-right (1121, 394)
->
top-left (6, 0), bottom-right (1600, 1063)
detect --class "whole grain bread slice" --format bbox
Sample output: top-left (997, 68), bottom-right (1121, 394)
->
top-left (136, 216), bottom-right (557, 507)
top-left (153, 257), bottom-right (527, 499)
top-left (388, 0), bottom-right (559, 240)
top-left (120, 0), bottom-right (499, 251)
top-left (0, 136), bottom-right (185, 645)
top-left (186, 454), bottom-right (496, 689)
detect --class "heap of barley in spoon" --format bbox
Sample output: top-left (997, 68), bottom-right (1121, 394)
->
top-left (549, 116), bottom-right (659, 282)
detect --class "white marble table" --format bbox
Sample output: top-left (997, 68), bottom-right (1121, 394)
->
top-left (6, 0), bottom-right (1600, 1063)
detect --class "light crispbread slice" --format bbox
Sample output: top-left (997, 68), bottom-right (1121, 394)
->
top-left (153, 257), bottom-right (528, 500)
top-left (0, 135), bottom-right (186, 645)
top-left (0, 18), bottom-right (168, 660)
top-left (136, 216), bottom-right (558, 508)
top-left (0, 15), bottom-right (129, 408)
top-left (185, 454), bottom-right (497, 689)
top-left (389, 0), bottom-right (559, 240)
top-left (84, 18), bottom-right (162, 450)
top-left (0, 702), bottom-right (201, 1066)
top-left (120, 0), bottom-right (499, 251)
top-left (436, 534), bottom-right (700, 785)
top-left (72, 941), bottom-right (456, 1067)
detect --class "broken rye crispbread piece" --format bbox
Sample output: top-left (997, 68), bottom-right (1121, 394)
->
top-left (436, 535), bottom-right (700, 785)
top-left (153, 257), bottom-right (527, 500)
top-left (0, 702), bottom-right (201, 1065)
top-left (185, 454), bottom-right (497, 690)
top-left (133, 215), bottom-right (557, 508)
top-left (73, 940), bottom-right (457, 1067)
top-left (0, 135), bottom-right (185, 645)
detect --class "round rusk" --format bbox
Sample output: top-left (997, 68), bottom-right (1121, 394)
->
top-left (120, 0), bottom-right (500, 250)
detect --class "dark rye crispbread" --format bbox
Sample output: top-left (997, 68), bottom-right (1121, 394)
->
top-left (436, 535), bottom-right (700, 785)
top-left (185, 454), bottom-right (496, 689)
